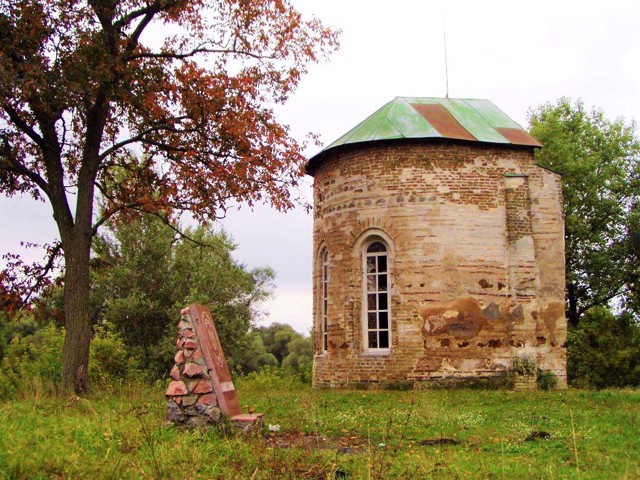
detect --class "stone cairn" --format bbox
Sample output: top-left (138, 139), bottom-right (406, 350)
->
top-left (165, 304), bottom-right (263, 429)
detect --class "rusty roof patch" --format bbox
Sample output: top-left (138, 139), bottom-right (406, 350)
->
top-left (411, 103), bottom-right (477, 141)
top-left (495, 127), bottom-right (542, 147)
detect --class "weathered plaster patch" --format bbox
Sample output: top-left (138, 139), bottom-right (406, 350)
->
top-left (482, 302), bottom-right (501, 319)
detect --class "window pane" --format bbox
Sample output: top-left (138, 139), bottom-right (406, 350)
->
top-left (367, 241), bottom-right (386, 253)
top-left (367, 294), bottom-right (376, 310)
top-left (367, 274), bottom-right (376, 290)
top-left (368, 312), bottom-right (377, 329)
top-left (368, 331), bottom-right (378, 348)
top-left (323, 334), bottom-right (328, 351)
top-left (367, 257), bottom-right (376, 273)
top-left (379, 311), bottom-right (388, 329)
top-left (378, 274), bottom-right (387, 291)
top-left (378, 292), bottom-right (388, 310)
top-left (379, 331), bottom-right (389, 348)
top-left (323, 282), bottom-right (327, 296)
top-left (378, 255), bottom-right (387, 273)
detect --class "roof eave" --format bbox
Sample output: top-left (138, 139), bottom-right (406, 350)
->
top-left (305, 138), bottom-right (541, 177)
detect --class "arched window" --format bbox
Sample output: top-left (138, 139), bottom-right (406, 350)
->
top-left (321, 249), bottom-right (329, 353)
top-left (363, 240), bottom-right (391, 350)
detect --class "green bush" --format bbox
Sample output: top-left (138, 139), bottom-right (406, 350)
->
top-left (0, 313), bottom-right (8, 363)
top-left (537, 369), bottom-right (558, 390)
top-left (89, 323), bottom-right (140, 383)
top-left (0, 323), bottom-right (64, 398)
top-left (237, 365), bottom-right (308, 391)
top-left (9, 315), bottom-right (39, 340)
top-left (86, 216), bottom-right (275, 383)
top-left (513, 356), bottom-right (536, 376)
top-left (132, 322), bottom-right (176, 382)
top-left (297, 362), bottom-right (312, 385)
top-left (282, 335), bottom-right (313, 374)
top-left (228, 330), bottom-right (278, 375)
top-left (382, 381), bottom-right (414, 391)
top-left (568, 307), bottom-right (640, 388)
top-left (0, 321), bottom-right (144, 398)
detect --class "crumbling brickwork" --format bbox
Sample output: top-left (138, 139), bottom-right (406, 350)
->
top-left (310, 140), bottom-right (567, 388)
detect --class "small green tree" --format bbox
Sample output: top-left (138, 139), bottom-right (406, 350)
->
top-left (170, 227), bottom-right (274, 364)
top-left (282, 335), bottom-right (313, 371)
top-left (91, 215), bottom-right (176, 370)
top-left (230, 331), bottom-right (278, 374)
top-left (257, 322), bottom-right (299, 365)
top-left (0, 323), bottom-right (64, 396)
top-left (567, 307), bottom-right (640, 388)
top-left (256, 322), bottom-right (312, 374)
top-left (87, 214), bottom-right (274, 379)
top-left (529, 98), bottom-right (640, 325)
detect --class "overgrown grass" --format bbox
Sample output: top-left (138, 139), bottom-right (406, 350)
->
top-left (0, 373), bottom-right (638, 479)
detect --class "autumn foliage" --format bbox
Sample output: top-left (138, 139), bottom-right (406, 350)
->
top-left (0, 0), bottom-right (338, 392)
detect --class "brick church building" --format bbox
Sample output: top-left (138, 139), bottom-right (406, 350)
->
top-left (307, 97), bottom-right (567, 388)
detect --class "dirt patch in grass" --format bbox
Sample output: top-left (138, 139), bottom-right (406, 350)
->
top-left (418, 437), bottom-right (461, 446)
top-left (265, 432), bottom-right (369, 454)
top-left (524, 430), bottom-right (551, 441)
top-left (265, 431), bottom-right (464, 454)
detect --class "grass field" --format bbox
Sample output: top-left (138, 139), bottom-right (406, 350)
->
top-left (0, 373), bottom-right (638, 479)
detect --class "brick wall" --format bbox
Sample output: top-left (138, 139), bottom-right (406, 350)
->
top-left (310, 140), bottom-right (567, 388)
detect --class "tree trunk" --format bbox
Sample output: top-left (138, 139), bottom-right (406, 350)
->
top-left (61, 233), bottom-right (93, 393)
top-left (567, 282), bottom-right (580, 328)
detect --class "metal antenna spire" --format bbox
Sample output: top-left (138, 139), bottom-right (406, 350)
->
top-left (443, 15), bottom-right (449, 98)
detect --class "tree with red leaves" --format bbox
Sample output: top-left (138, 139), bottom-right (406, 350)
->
top-left (0, 0), bottom-right (338, 393)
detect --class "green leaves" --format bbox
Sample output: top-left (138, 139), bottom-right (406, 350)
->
top-left (529, 98), bottom-right (640, 324)
top-left (567, 307), bottom-right (640, 388)
top-left (255, 322), bottom-right (312, 374)
top-left (90, 214), bottom-right (274, 379)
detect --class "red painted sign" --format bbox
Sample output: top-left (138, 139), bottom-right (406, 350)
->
top-left (184, 304), bottom-right (242, 416)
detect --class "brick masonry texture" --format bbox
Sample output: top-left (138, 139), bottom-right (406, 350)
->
top-left (165, 305), bottom-right (265, 430)
top-left (165, 311), bottom-right (223, 428)
top-left (310, 140), bottom-right (567, 388)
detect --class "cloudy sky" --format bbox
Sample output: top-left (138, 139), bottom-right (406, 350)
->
top-left (2, 0), bottom-right (639, 333)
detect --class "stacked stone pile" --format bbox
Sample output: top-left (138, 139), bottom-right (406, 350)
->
top-left (165, 313), bottom-right (222, 428)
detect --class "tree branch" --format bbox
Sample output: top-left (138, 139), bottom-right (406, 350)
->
top-left (97, 118), bottom-right (189, 161)
top-left (127, 47), bottom-right (274, 62)
top-left (144, 211), bottom-right (230, 260)
top-left (0, 135), bottom-right (51, 196)
top-left (91, 201), bottom-right (144, 236)
top-left (20, 242), bottom-right (62, 307)
top-left (577, 286), bottom-right (629, 317)
top-left (119, 0), bottom-right (187, 57)
top-left (114, 4), bottom-right (154, 29)
top-left (3, 105), bottom-right (46, 149)
top-left (124, 8), bottom-right (159, 55)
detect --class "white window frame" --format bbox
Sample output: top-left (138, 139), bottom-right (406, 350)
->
top-left (321, 249), bottom-right (329, 353)
top-left (362, 238), bottom-right (392, 353)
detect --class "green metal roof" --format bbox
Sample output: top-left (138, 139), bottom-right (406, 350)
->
top-left (307, 97), bottom-right (541, 174)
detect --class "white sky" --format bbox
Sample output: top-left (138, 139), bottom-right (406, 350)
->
top-left (2, 0), bottom-right (640, 333)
